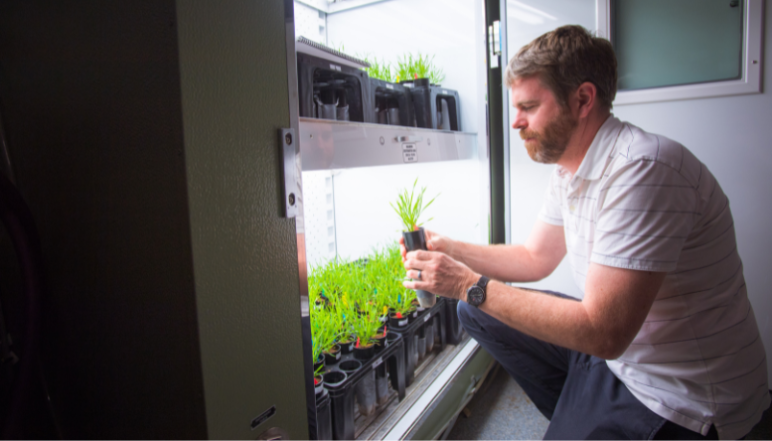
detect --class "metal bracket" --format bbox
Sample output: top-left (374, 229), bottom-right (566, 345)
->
top-left (280, 128), bottom-right (298, 218)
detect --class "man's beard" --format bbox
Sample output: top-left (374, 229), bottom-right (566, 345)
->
top-left (519, 109), bottom-right (577, 164)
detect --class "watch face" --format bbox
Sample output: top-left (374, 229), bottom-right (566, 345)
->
top-left (468, 286), bottom-right (485, 305)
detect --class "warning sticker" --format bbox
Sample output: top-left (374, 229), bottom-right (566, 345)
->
top-left (402, 143), bottom-right (417, 163)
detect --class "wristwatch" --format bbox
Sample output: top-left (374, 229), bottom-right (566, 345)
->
top-left (466, 276), bottom-right (489, 307)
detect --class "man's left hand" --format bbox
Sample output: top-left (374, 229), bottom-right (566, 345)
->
top-left (403, 249), bottom-right (479, 301)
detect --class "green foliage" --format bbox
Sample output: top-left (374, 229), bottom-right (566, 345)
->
top-left (309, 242), bottom-right (419, 359)
top-left (390, 178), bottom-right (438, 233)
top-left (362, 56), bottom-right (394, 82)
top-left (395, 53), bottom-right (445, 85)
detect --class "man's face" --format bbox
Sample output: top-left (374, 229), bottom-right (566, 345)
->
top-left (510, 76), bottom-right (577, 164)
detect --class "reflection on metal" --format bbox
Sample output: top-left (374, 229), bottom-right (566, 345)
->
top-left (299, 118), bottom-right (478, 171)
top-left (285, 2), bottom-right (315, 438)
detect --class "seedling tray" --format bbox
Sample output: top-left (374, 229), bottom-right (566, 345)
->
top-left (388, 297), bottom-right (447, 386)
top-left (322, 331), bottom-right (406, 440)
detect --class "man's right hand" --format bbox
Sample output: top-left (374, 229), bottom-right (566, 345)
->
top-left (399, 229), bottom-right (455, 261)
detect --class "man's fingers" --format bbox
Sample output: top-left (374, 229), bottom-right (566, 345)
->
top-left (403, 280), bottom-right (430, 291)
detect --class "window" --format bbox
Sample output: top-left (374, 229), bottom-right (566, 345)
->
top-left (596, 0), bottom-right (763, 104)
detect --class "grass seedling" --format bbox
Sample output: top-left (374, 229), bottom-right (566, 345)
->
top-left (362, 56), bottom-right (394, 82)
top-left (390, 178), bottom-right (439, 232)
top-left (395, 53), bottom-right (445, 85)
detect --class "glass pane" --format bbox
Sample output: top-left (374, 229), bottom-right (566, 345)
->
top-left (613, 0), bottom-right (744, 91)
top-left (505, 0), bottom-right (595, 298)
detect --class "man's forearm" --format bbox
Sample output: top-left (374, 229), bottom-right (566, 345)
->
top-left (477, 281), bottom-right (613, 358)
top-left (450, 241), bottom-right (551, 283)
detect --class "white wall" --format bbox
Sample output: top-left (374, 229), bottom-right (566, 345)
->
top-left (506, 1), bottom-right (772, 381)
top-left (325, 0), bottom-right (482, 134)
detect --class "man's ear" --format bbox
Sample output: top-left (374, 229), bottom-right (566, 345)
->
top-left (574, 82), bottom-right (597, 119)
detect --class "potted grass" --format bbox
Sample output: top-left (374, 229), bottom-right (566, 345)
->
top-left (390, 179), bottom-right (439, 308)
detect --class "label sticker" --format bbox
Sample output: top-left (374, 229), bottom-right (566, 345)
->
top-left (399, 319), bottom-right (408, 327)
top-left (329, 63), bottom-right (342, 71)
top-left (402, 143), bottom-right (417, 163)
top-left (443, 90), bottom-right (449, 95)
top-left (372, 357), bottom-right (383, 369)
top-left (424, 314), bottom-right (431, 322)
top-left (251, 406), bottom-right (276, 430)
top-left (335, 352), bottom-right (341, 360)
top-left (386, 84), bottom-right (394, 89)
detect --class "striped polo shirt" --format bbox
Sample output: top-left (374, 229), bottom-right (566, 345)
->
top-left (538, 115), bottom-right (769, 439)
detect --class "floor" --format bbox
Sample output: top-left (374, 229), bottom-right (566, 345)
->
top-left (447, 363), bottom-right (772, 440)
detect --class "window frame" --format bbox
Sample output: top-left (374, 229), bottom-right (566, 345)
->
top-left (596, 0), bottom-right (763, 105)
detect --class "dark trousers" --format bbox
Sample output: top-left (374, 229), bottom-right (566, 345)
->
top-left (457, 293), bottom-right (720, 440)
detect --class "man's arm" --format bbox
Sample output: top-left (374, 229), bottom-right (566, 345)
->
top-left (403, 252), bottom-right (665, 359)
top-left (454, 221), bottom-right (566, 283)
top-left (410, 220), bottom-right (567, 283)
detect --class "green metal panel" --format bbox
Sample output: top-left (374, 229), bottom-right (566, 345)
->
top-left (175, 0), bottom-right (308, 438)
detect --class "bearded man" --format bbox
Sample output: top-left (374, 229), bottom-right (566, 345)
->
top-left (402, 25), bottom-right (769, 440)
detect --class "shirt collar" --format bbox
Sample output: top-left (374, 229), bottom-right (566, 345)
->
top-left (573, 115), bottom-right (624, 181)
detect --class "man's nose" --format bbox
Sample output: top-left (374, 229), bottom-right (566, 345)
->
top-left (512, 111), bottom-right (527, 130)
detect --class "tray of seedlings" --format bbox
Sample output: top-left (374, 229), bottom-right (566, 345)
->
top-left (310, 245), bottom-right (413, 440)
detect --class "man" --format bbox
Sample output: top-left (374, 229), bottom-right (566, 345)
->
top-left (402, 25), bottom-right (769, 440)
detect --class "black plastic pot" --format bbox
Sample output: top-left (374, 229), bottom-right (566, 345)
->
top-left (389, 312), bottom-right (409, 329)
top-left (402, 227), bottom-right (427, 252)
top-left (373, 333), bottom-right (387, 354)
top-left (324, 344), bottom-right (342, 366)
top-left (339, 359), bottom-right (362, 374)
top-left (323, 371), bottom-right (347, 387)
top-left (314, 375), bottom-right (324, 397)
top-left (354, 343), bottom-right (375, 361)
top-left (338, 338), bottom-right (355, 355)
top-left (314, 354), bottom-right (325, 373)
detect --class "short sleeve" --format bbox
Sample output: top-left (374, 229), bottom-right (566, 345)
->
top-left (537, 169), bottom-right (565, 226)
top-left (591, 159), bottom-right (696, 272)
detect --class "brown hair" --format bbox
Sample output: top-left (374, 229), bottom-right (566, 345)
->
top-left (505, 25), bottom-right (617, 110)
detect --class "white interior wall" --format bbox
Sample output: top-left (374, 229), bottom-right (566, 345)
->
top-left (310, 0), bottom-right (488, 265)
top-left (325, 0), bottom-right (482, 134)
top-left (506, 1), bottom-right (772, 381)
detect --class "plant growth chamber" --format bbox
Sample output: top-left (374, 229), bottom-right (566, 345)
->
top-left (0, 0), bottom-right (768, 439)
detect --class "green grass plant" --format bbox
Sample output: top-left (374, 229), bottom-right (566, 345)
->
top-left (390, 178), bottom-right (438, 233)
top-left (396, 53), bottom-right (445, 85)
top-left (363, 56), bottom-right (394, 82)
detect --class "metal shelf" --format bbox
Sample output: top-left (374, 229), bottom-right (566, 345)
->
top-left (299, 118), bottom-right (478, 171)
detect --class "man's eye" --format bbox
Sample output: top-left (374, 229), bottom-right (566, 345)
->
top-left (521, 106), bottom-right (533, 111)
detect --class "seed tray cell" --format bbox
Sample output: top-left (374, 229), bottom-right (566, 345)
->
top-left (322, 331), bottom-right (406, 440)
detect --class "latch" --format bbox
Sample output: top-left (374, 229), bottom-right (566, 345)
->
top-left (488, 20), bottom-right (501, 68)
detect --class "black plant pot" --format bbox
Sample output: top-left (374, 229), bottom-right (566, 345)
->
top-left (402, 228), bottom-right (436, 308)
top-left (338, 338), bottom-right (355, 355)
top-left (314, 375), bottom-right (324, 397)
top-left (323, 371), bottom-right (347, 387)
top-left (373, 332), bottom-right (387, 353)
top-left (354, 343), bottom-right (375, 361)
top-left (339, 359), bottom-right (362, 374)
top-left (388, 312), bottom-right (409, 329)
top-left (323, 344), bottom-right (342, 366)
top-left (402, 227), bottom-right (427, 252)
top-left (314, 354), bottom-right (325, 373)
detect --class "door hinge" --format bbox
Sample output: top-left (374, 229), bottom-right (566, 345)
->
top-left (280, 128), bottom-right (298, 218)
